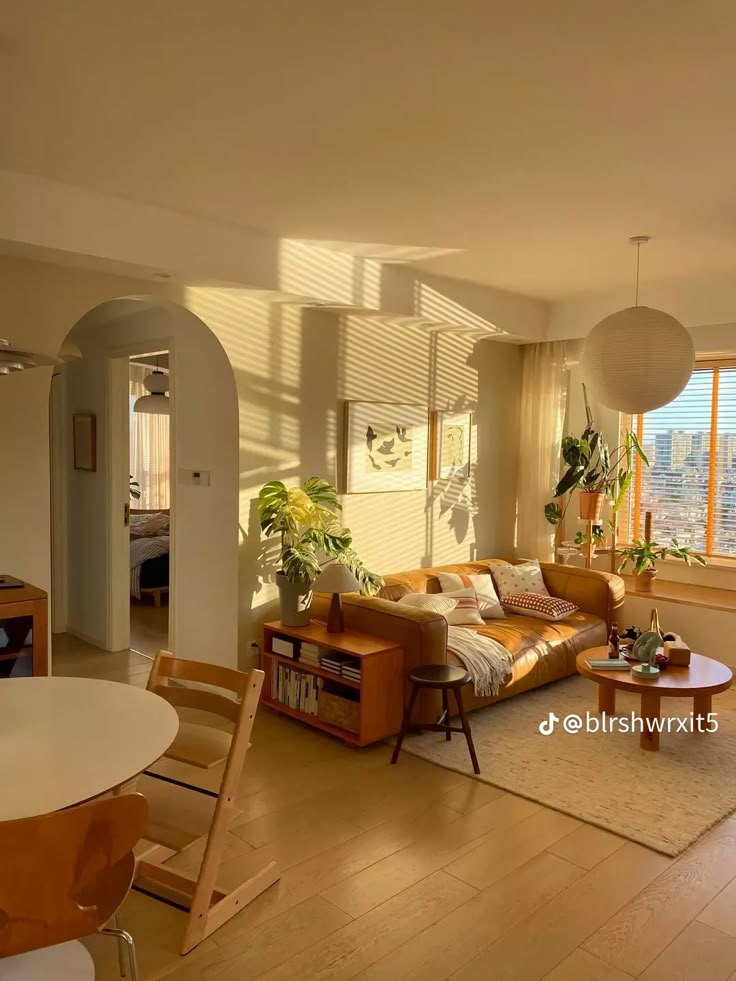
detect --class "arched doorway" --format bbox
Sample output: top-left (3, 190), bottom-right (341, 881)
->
top-left (49, 296), bottom-right (239, 670)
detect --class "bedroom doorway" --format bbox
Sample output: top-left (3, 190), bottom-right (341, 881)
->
top-left (50, 294), bottom-right (239, 675)
top-left (128, 352), bottom-right (171, 656)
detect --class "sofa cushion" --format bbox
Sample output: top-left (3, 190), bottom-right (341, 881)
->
top-left (378, 560), bottom-right (514, 602)
top-left (502, 592), bottom-right (579, 621)
top-left (398, 589), bottom-right (484, 626)
top-left (437, 571), bottom-right (505, 619)
top-left (491, 559), bottom-right (549, 598)
top-left (467, 610), bottom-right (604, 658)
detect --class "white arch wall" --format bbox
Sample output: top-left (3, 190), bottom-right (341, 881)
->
top-left (60, 300), bottom-right (239, 667)
top-left (0, 256), bottom-right (175, 593)
top-left (0, 256), bottom-right (238, 670)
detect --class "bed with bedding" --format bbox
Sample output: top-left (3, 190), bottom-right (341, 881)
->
top-left (130, 510), bottom-right (170, 605)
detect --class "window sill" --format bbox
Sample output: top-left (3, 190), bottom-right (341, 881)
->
top-left (623, 575), bottom-right (736, 614)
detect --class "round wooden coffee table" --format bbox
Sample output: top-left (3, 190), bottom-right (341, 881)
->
top-left (576, 647), bottom-right (733, 751)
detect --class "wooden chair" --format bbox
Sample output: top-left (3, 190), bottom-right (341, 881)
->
top-left (0, 793), bottom-right (148, 980)
top-left (135, 650), bottom-right (279, 954)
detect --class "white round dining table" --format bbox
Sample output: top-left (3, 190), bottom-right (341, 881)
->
top-left (0, 676), bottom-right (179, 821)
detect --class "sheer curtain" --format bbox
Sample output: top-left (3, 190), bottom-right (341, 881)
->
top-left (129, 363), bottom-right (170, 510)
top-left (516, 342), bottom-right (568, 561)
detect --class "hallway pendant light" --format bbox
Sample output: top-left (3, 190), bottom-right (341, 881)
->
top-left (134, 361), bottom-right (170, 415)
top-left (0, 338), bottom-right (60, 375)
top-left (580, 236), bottom-right (695, 414)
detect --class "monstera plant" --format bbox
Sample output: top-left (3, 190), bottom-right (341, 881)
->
top-left (258, 477), bottom-right (382, 625)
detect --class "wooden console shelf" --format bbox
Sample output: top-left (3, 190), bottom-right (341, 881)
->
top-left (261, 620), bottom-right (404, 746)
top-left (0, 576), bottom-right (48, 677)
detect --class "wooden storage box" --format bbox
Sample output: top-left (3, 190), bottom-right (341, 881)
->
top-left (318, 689), bottom-right (360, 734)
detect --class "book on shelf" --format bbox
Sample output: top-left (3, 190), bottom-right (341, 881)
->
top-left (342, 655), bottom-right (361, 681)
top-left (271, 662), bottom-right (321, 715)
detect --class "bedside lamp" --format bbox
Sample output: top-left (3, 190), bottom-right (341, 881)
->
top-left (314, 563), bottom-right (361, 633)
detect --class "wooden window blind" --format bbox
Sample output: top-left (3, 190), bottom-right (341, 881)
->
top-left (625, 359), bottom-right (736, 558)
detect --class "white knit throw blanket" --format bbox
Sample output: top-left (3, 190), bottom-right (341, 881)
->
top-left (446, 626), bottom-right (513, 697)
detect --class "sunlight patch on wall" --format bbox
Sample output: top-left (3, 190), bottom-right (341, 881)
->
top-left (340, 315), bottom-right (432, 403)
top-left (415, 282), bottom-right (504, 335)
top-left (279, 240), bottom-right (357, 305)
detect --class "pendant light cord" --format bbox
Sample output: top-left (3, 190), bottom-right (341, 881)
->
top-left (635, 241), bottom-right (641, 307)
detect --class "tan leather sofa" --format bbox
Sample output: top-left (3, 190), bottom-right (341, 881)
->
top-left (313, 559), bottom-right (624, 725)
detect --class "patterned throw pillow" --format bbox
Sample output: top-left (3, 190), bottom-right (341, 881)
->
top-left (502, 592), bottom-right (578, 622)
top-left (491, 560), bottom-right (549, 599)
top-left (398, 589), bottom-right (484, 626)
top-left (436, 572), bottom-right (506, 620)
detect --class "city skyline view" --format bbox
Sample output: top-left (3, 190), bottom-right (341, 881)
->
top-left (631, 366), bottom-right (736, 556)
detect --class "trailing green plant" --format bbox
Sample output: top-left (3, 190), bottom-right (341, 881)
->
top-left (257, 477), bottom-right (383, 593)
top-left (129, 475), bottom-right (141, 501)
top-left (544, 388), bottom-right (648, 529)
top-left (617, 538), bottom-right (706, 576)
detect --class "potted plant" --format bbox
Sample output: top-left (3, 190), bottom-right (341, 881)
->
top-left (617, 538), bottom-right (706, 592)
top-left (258, 477), bottom-right (383, 626)
top-left (574, 524), bottom-right (606, 558)
top-left (545, 389), bottom-right (648, 534)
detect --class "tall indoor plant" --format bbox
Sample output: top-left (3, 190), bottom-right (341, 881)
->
top-left (544, 389), bottom-right (648, 537)
top-left (258, 477), bottom-right (383, 626)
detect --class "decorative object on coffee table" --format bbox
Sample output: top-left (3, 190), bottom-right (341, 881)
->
top-left (391, 664), bottom-right (480, 774)
top-left (632, 630), bottom-right (661, 665)
top-left (314, 562), bottom-right (361, 633)
top-left (665, 636), bottom-right (692, 667)
top-left (577, 647), bottom-right (732, 751)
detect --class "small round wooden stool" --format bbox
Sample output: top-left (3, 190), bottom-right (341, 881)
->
top-left (390, 664), bottom-right (480, 774)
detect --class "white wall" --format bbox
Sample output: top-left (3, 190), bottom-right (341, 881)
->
top-left (59, 300), bottom-right (239, 666)
top-left (185, 290), bottom-right (524, 655)
top-left (0, 254), bottom-right (526, 670)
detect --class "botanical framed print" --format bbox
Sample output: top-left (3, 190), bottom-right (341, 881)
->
top-left (73, 412), bottom-right (97, 471)
top-left (431, 411), bottom-right (472, 479)
top-left (344, 401), bottom-right (429, 493)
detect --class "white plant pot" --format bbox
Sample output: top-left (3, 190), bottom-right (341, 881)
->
top-left (276, 571), bottom-right (312, 626)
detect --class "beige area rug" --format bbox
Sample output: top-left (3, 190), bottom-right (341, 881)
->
top-left (399, 675), bottom-right (736, 856)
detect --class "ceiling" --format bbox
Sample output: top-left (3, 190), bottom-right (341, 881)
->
top-left (4, 1), bottom-right (736, 299)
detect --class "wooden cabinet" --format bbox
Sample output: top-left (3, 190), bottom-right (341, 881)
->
top-left (261, 620), bottom-right (404, 746)
top-left (0, 577), bottom-right (48, 678)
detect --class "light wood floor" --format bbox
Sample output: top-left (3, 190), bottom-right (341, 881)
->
top-left (52, 637), bottom-right (736, 981)
top-left (130, 600), bottom-right (169, 656)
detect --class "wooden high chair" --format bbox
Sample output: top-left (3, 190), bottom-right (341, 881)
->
top-left (135, 651), bottom-right (279, 954)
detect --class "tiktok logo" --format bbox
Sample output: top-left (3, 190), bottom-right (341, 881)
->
top-left (538, 712), bottom-right (559, 736)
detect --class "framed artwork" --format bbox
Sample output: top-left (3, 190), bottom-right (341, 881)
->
top-left (344, 401), bottom-right (429, 493)
top-left (73, 413), bottom-right (97, 472)
top-left (431, 411), bottom-right (472, 479)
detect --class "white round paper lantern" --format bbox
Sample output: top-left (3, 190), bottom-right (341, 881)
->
top-left (581, 305), bottom-right (695, 414)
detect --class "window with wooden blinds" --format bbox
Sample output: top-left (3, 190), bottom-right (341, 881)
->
top-left (624, 359), bottom-right (736, 558)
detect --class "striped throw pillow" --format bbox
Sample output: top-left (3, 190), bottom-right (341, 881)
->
top-left (398, 588), bottom-right (484, 626)
top-left (437, 572), bottom-right (505, 619)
